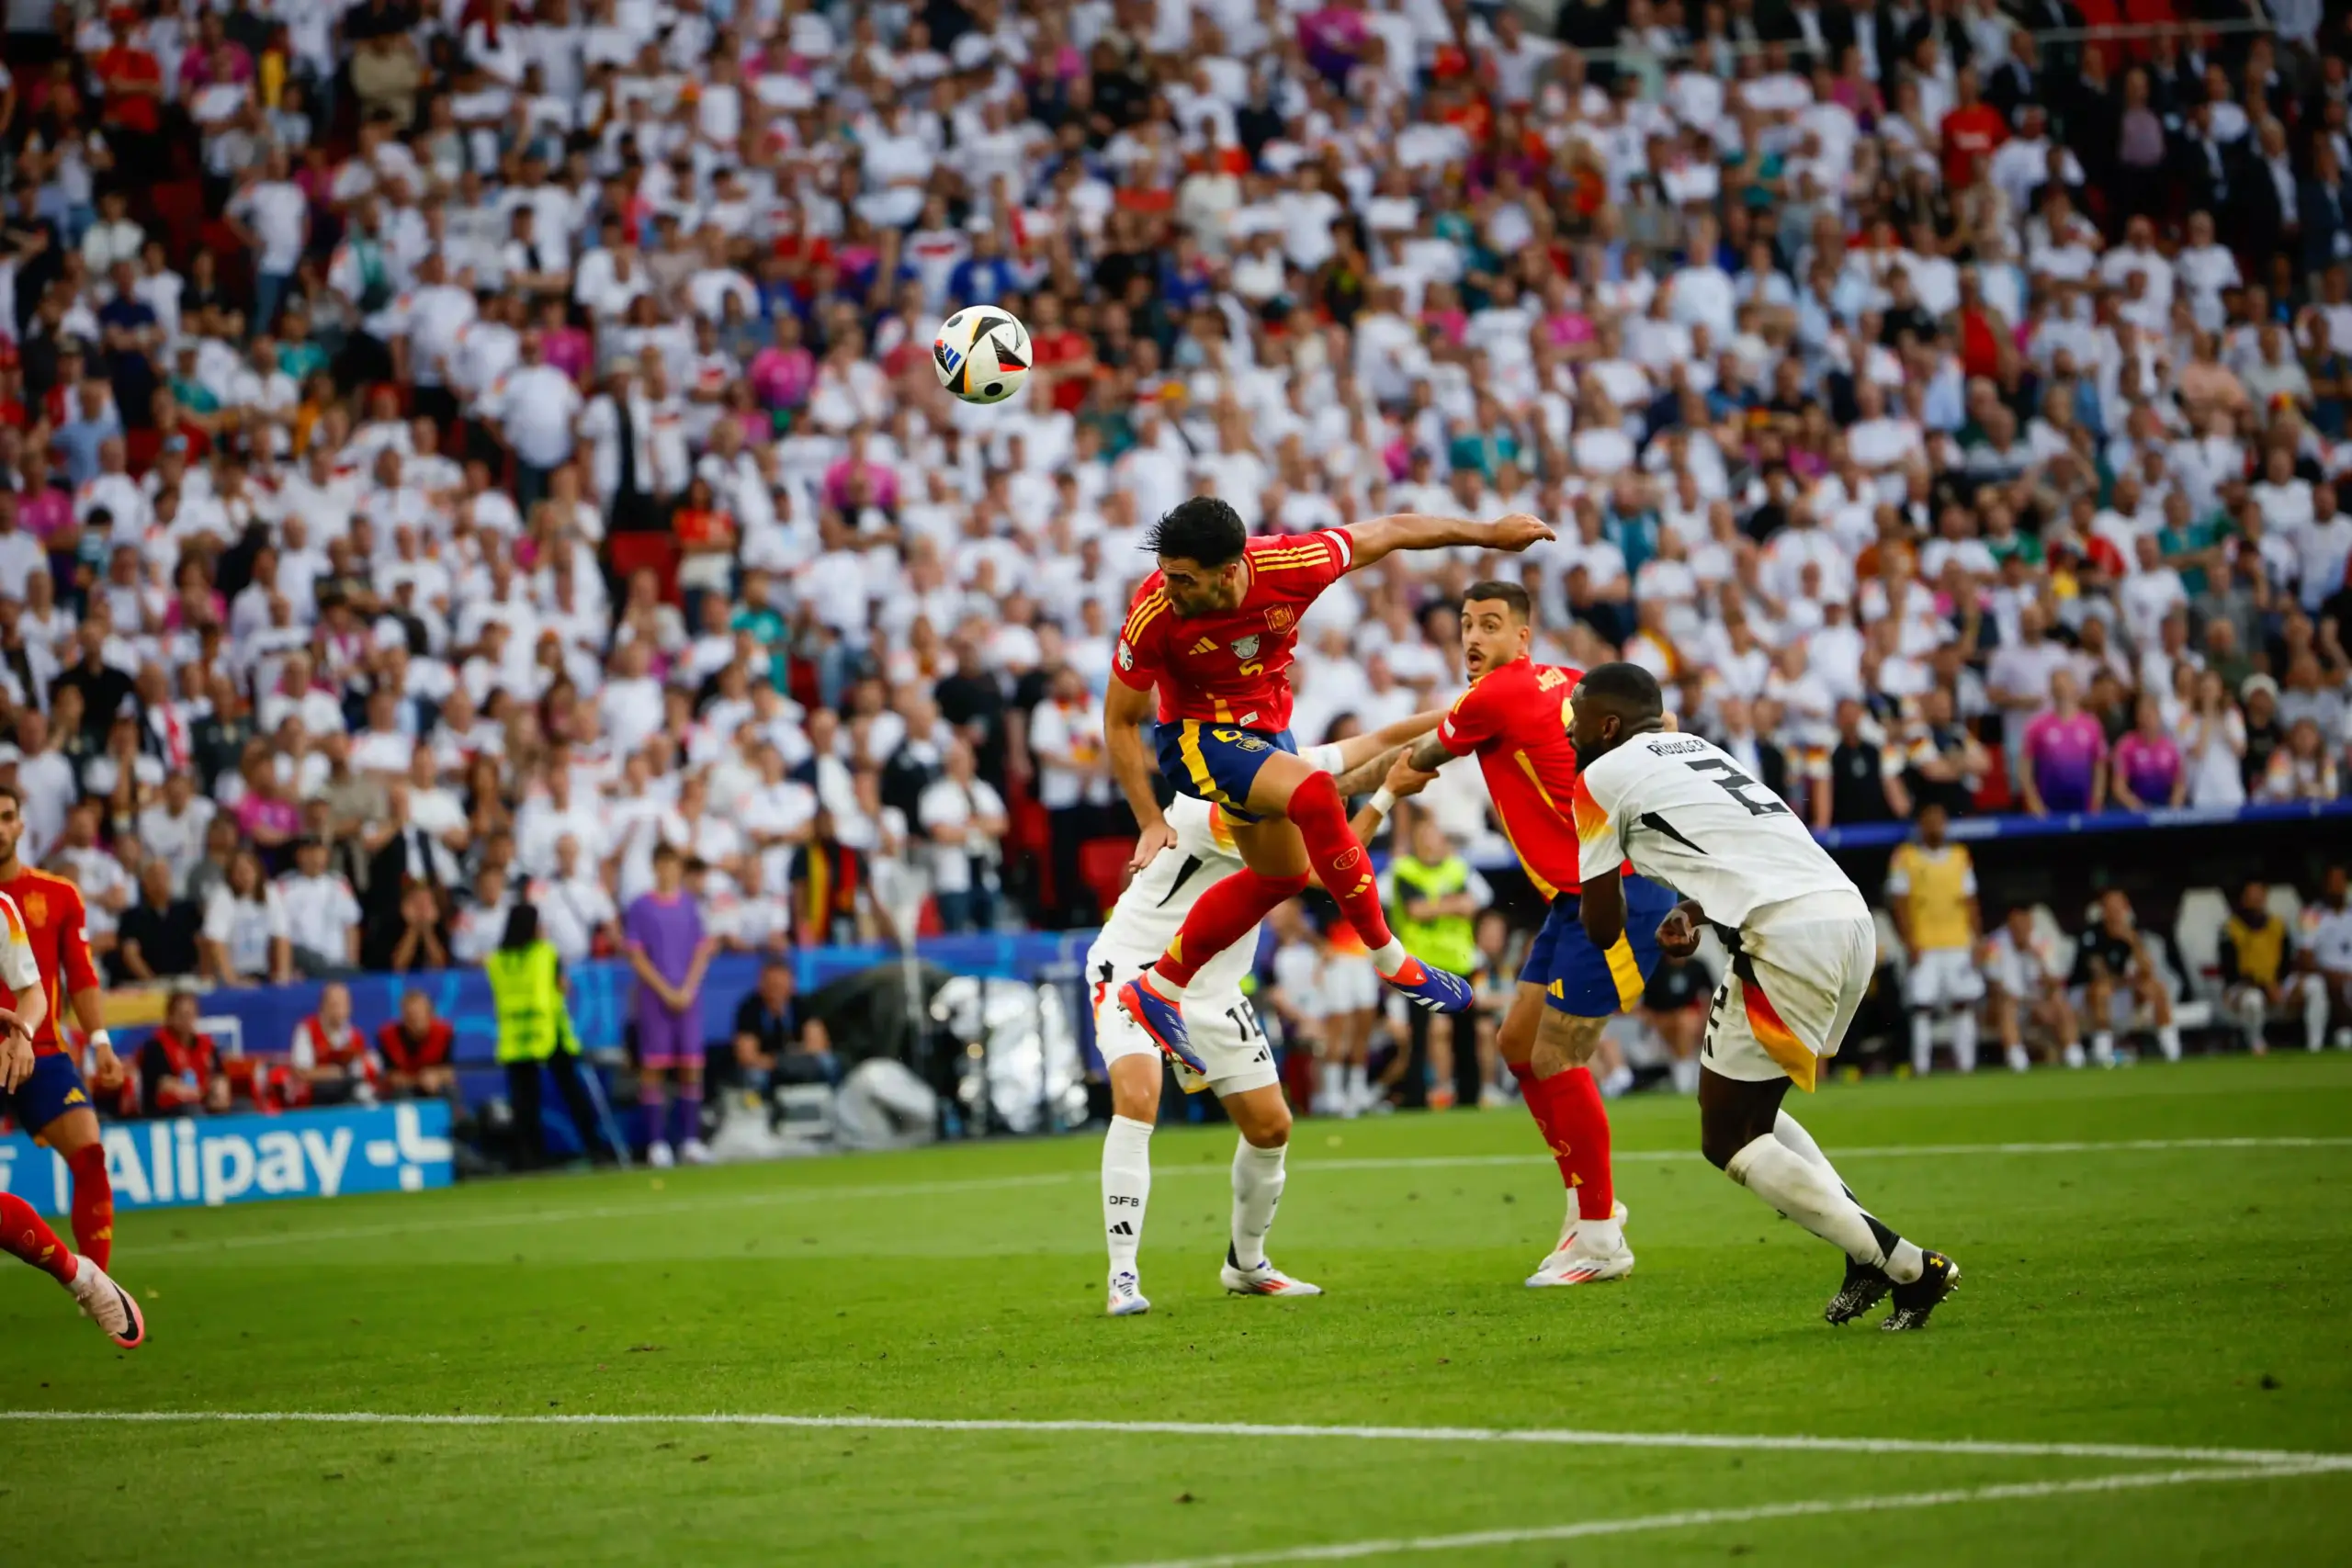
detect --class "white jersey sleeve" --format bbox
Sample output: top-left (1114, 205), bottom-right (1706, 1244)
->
top-left (1575, 731), bottom-right (1857, 930)
top-left (1085, 796), bottom-right (1260, 998)
top-left (0, 892), bottom-right (38, 993)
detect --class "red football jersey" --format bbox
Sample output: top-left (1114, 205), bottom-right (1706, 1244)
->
top-left (0, 868), bottom-right (98, 1055)
top-left (1112, 529), bottom-right (1354, 728)
top-left (1435, 657), bottom-right (1589, 898)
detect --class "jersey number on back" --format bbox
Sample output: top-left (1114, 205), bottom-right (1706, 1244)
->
top-left (1685, 756), bottom-right (1791, 818)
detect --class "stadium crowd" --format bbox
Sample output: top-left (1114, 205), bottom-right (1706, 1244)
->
top-left (0, 0), bottom-right (2348, 1117)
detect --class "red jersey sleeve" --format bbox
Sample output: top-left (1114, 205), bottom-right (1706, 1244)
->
top-left (55, 880), bottom-right (98, 993)
top-left (1435, 673), bottom-right (1506, 756)
top-left (1249, 529), bottom-right (1354, 600)
top-left (1112, 582), bottom-right (1170, 693)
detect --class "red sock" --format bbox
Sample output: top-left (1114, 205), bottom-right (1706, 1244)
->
top-left (1512, 1063), bottom-right (1616, 1220)
top-left (67, 1144), bottom-right (113, 1269)
top-left (0, 1192), bottom-right (77, 1284)
top-left (1154, 867), bottom-right (1308, 987)
top-left (1286, 771), bottom-right (1396, 953)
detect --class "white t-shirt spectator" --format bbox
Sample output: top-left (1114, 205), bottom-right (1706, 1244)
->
top-left (916, 776), bottom-right (1005, 896)
top-left (204, 885), bottom-right (289, 979)
top-left (276, 871), bottom-right (361, 965)
top-left (490, 364), bottom-right (583, 468)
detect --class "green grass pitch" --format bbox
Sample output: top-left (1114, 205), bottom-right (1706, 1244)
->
top-left (5, 1055), bottom-right (2349, 1566)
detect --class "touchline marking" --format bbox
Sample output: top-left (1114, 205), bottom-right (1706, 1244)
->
top-left (128, 1136), bottom-right (2352, 1257)
top-left (1099, 1462), bottom-right (2352, 1568)
top-left (3, 1412), bottom-right (2346, 1472)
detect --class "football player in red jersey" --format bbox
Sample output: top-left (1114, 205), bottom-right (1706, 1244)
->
top-left (1105, 498), bottom-right (1555, 1070)
top-left (0, 882), bottom-right (143, 1348)
top-left (0, 784), bottom-right (119, 1271)
top-left (1351, 581), bottom-right (1678, 1284)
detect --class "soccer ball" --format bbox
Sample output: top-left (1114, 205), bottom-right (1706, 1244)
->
top-left (933, 308), bottom-right (1032, 405)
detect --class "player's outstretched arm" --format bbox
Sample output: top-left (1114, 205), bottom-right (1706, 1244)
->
top-left (1318, 709), bottom-right (1444, 795)
top-left (1343, 512), bottom-right (1555, 571)
top-left (1102, 676), bottom-right (1174, 871)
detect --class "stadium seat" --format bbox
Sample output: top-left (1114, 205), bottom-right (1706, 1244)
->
top-left (2173, 888), bottom-right (2229, 1000)
top-left (1078, 837), bottom-right (1135, 918)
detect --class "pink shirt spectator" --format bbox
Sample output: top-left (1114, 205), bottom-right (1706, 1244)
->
top-left (540, 326), bottom-right (594, 381)
top-left (749, 344), bottom-right (815, 410)
top-left (2111, 731), bottom-right (2182, 807)
top-left (18, 487), bottom-right (73, 543)
top-left (2022, 710), bottom-right (2107, 813)
top-left (235, 789), bottom-right (300, 843)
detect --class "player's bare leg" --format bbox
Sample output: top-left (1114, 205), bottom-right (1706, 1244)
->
top-left (1122, 756), bottom-right (1472, 1061)
top-left (1700, 1069), bottom-right (1957, 1329)
top-left (1498, 987), bottom-right (1632, 1285)
top-left (2085, 974), bottom-right (2120, 1066)
top-left (33, 1105), bottom-right (114, 1269)
top-left (2140, 969), bottom-right (2183, 1062)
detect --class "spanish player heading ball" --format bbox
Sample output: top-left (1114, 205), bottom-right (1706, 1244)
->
top-left (0, 784), bottom-right (117, 1270)
top-left (0, 887), bottom-right (144, 1348)
top-left (1346, 581), bottom-right (1678, 1286)
top-left (1107, 499), bottom-right (1555, 1070)
top-left (1569, 663), bottom-right (1960, 1330)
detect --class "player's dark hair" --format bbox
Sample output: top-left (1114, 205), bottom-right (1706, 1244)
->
top-left (1462, 581), bottom-right (1533, 622)
top-left (0, 783), bottom-right (18, 809)
top-left (500, 903), bottom-right (540, 951)
top-left (1577, 661), bottom-right (1666, 720)
top-left (1146, 497), bottom-right (1248, 567)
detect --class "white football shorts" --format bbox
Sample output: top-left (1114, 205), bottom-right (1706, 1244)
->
top-left (1905, 946), bottom-right (1987, 1009)
top-left (1702, 891), bottom-right (1878, 1093)
top-left (1090, 953), bottom-right (1279, 1098)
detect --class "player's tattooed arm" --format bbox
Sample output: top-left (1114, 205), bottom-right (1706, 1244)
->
top-left (1331, 746), bottom-right (1404, 799)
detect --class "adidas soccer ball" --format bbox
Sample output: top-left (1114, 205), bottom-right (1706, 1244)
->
top-left (933, 308), bottom-right (1032, 405)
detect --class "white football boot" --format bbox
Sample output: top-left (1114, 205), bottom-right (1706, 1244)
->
top-left (645, 1140), bottom-right (675, 1169)
top-left (69, 1257), bottom-right (146, 1348)
top-left (1526, 1198), bottom-right (1634, 1287)
top-left (1106, 1270), bottom-right (1151, 1317)
top-left (1219, 1248), bottom-right (1324, 1296)
top-left (679, 1137), bottom-right (714, 1166)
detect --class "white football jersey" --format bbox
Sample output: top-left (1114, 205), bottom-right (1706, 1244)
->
top-left (1574, 730), bottom-right (1857, 930)
top-left (0, 891), bottom-right (38, 993)
top-left (1084, 795), bottom-right (1257, 998)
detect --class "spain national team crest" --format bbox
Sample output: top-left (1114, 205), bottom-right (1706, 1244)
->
top-left (1264, 606), bottom-right (1294, 635)
top-left (1230, 635), bottom-right (1261, 660)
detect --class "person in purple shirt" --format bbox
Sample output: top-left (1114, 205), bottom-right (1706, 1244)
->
top-left (2110, 695), bottom-right (2187, 810)
top-left (2020, 670), bottom-right (2109, 817)
top-left (624, 841), bottom-right (717, 1168)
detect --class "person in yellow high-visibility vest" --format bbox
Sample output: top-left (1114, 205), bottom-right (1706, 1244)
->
top-left (486, 905), bottom-right (614, 1167)
top-left (1380, 814), bottom-right (1491, 1110)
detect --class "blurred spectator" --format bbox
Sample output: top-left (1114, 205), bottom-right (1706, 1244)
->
top-left (115, 857), bottom-right (199, 983)
top-left (728, 958), bottom-right (838, 1097)
top-left (1984, 907), bottom-right (2084, 1070)
top-left (915, 739), bottom-right (1005, 933)
top-left (200, 845), bottom-right (289, 986)
top-left (277, 835), bottom-right (361, 976)
top-left (2021, 672), bottom-right (2109, 817)
top-left (130, 989), bottom-right (230, 1119)
top-left (1380, 815), bottom-right (1487, 1110)
top-left (286, 981), bottom-right (381, 1106)
top-left (378, 988), bottom-right (457, 1102)
top-left (2219, 882), bottom-right (2330, 1056)
top-left (2072, 891), bottom-right (2183, 1066)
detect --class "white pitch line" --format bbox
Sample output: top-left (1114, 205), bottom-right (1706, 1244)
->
top-left (1101, 1461), bottom-right (2352, 1568)
top-left (2, 1411), bottom-right (2345, 1472)
top-left (127, 1135), bottom-right (2352, 1257)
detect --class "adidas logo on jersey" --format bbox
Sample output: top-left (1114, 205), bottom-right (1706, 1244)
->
top-left (1189, 637), bottom-right (1218, 655)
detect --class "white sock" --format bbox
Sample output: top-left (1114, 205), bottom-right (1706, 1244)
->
top-left (2304, 982), bottom-right (2329, 1052)
top-left (1951, 1010), bottom-right (1979, 1074)
top-left (1229, 1137), bottom-right (1286, 1269)
top-left (1669, 1055), bottom-right (1701, 1094)
top-left (2091, 1031), bottom-right (2116, 1066)
top-left (1771, 1109), bottom-right (1845, 1189)
top-left (1369, 938), bottom-right (1408, 977)
top-left (1600, 1064), bottom-right (1634, 1098)
top-left (2006, 1043), bottom-right (2031, 1072)
top-left (2155, 1022), bottom-right (2182, 1062)
top-left (1726, 1135), bottom-right (1925, 1283)
top-left (1344, 1063), bottom-right (1367, 1104)
top-left (1909, 1011), bottom-right (1934, 1075)
top-left (2063, 1040), bottom-right (2086, 1068)
top-left (1102, 1114), bottom-right (1152, 1277)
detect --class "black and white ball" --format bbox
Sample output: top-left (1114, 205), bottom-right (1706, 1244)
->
top-left (933, 309), bottom-right (1032, 405)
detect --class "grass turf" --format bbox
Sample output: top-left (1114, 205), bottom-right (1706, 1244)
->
top-left (3, 1055), bottom-right (2349, 1566)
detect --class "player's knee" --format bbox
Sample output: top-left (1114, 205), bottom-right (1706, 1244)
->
top-left (1283, 767), bottom-right (1344, 824)
top-left (1240, 1106), bottom-right (1291, 1148)
top-left (1699, 1115), bottom-right (1750, 1172)
top-left (1250, 867), bottom-right (1310, 901)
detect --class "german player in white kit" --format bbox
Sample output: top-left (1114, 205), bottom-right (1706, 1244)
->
top-left (1091, 716), bottom-right (1437, 1316)
top-left (1566, 665), bottom-right (1962, 1330)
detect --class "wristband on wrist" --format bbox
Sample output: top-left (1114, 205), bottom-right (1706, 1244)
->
top-left (89, 1028), bottom-right (113, 1051)
top-left (1367, 786), bottom-right (1397, 818)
